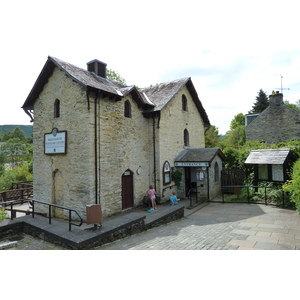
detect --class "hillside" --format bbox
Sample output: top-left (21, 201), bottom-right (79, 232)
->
top-left (0, 125), bottom-right (33, 138)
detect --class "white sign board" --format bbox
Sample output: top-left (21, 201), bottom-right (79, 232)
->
top-left (44, 128), bottom-right (67, 154)
top-left (272, 164), bottom-right (284, 181)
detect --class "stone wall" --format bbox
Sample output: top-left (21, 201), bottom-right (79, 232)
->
top-left (246, 93), bottom-right (300, 144)
top-left (156, 86), bottom-right (205, 201)
top-left (98, 93), bottom-right (152, 217)
top-left (208, 155), bottom-right (223, 200)
top-left (33, 68), bottom-right (95, 219)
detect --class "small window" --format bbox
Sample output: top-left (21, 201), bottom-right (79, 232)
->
top-left (214, 162), bottom-right (219, 182)
top-left (184, 129), bottom-right (189, 146)
top-left (163, 161), bottom-right (171, 185)
top-left (124, 100), bottom-right (131, 118)
top-left (182, 94), bottom-right (188, 111)
top-left (54, 99), bottom-right (60, 118)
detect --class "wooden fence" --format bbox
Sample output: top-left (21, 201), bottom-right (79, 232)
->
top-left (0, 181), bottom-right (33, 202)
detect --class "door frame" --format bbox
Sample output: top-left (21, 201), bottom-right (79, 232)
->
top-left (122, 169), bottom-right (134, 210)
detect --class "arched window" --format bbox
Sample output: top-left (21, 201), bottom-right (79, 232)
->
top-left (214, 162), bottom-right (219, 182)
top-left (163, 161), bottom-right (171, 185)
top-left (54, 99), bottom-right (60, 118)
top-left (124, 100), bottom-right (131, 118)
top-left (182, 94), bottom-right (188, 111)
top-left (184, 129), bottom-right (189, 146)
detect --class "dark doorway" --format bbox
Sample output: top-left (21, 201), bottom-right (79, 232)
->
top-left (122, 169), bottom-right (134, 210)
top-left (185, 167), bottom-right (191, 196)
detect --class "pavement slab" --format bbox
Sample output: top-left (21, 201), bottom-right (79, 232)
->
top-left (2, 201), bottom-right (300, 250)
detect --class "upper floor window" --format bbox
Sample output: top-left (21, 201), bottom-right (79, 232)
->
top-left (54, 99), bottom-right (60, 118)
top-left (184, 129), bottom-right (189, 146)
top-left (163, 161), bottom-right (171, 185)
top-left (182, 94), bottom-right (188, 111)
top-left (124, 100), bottom-right (131, 118)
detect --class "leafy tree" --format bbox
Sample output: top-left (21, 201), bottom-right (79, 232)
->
top-left (249, 89), bottom-right (269, 114)
top-left (205, 125), bottom-right (221, 147)
top-left (283, 159), bottom-right (300, 213)
top-left (229, 113), bottom-right (245, 130)
top-left (0, 162), bottom-right (32, 191)
top-left (225, 125), bottom-right (246, 147)
top-left (1, 138), bottom-right (31, 167)
top-left (106, 69), bottom-right (126, 85)
top-left (2, 127), bottom-right (27, 142)
top-left (284, 100), bottom-right (300, 112)
top-left (222, 113), bottom-right (246, 147)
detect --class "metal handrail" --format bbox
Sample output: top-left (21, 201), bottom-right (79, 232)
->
top-left (0, 198), bottom-right (83, 231)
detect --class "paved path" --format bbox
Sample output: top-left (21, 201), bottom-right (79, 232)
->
top-left (96, 202), bottom-right (300, 250)
top-left (3, 202), bottom-right (300, 250)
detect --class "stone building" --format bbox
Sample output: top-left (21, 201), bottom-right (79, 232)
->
top-left (22, 56), bottom-right (222, 220)
top-left (245, 92), bottom-right (300, 144)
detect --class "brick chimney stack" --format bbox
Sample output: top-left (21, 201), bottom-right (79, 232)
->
top-left (87, 59), bottom-right (107, 78)
top-left (269, 91), bottom-right (283, 108)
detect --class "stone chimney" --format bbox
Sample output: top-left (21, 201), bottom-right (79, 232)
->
top-left (269, 91), bottom-right (283, 108)
top-left (87, 59), bottom-right (107, 78)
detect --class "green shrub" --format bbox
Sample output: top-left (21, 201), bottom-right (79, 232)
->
top-left (283, 159), bottom-right (300, 213)
top-left (0, 162), bottom-right (33, 191)
top-left (0, 207), bottom-right (8, 221)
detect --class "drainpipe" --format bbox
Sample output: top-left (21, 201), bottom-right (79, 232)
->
top-left (152, 116), bottom-right (157, 190)
top-left (94, 91), bottom-right (100, 204)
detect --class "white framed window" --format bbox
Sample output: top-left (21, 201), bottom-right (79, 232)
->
top-left (163, 161), bottom-right (171, 185)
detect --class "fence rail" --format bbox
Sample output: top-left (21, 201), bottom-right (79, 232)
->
top-left (0, 187), bottom-right (33, 202)
top-left (0, 198), bottom-right (83, 231)
top-left (0, 181), bottom-right (33, 202)
top-left (220, 185), bottom-right (289, 208)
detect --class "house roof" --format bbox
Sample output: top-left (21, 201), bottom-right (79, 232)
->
top-left (140, 78), bottom-right (210, 127)
top-left (22, 56), bottom-right (136, 111)
top-left (22, 56), bottom-right (210, 127)
top-left (175, 148), bottom-right (225, 163)
top-left (245, 148), bottom-right (291, 165)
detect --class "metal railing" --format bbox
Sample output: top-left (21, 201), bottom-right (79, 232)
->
top-left (0, 198), bottom-right (83, 231)
top-left (221, 185), bottom-right (287, 208)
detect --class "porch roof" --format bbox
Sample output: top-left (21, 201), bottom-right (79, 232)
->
top-left (175, 148), bottom-right (225, 163)
top-left (244, 148), bottom-right (291, 165)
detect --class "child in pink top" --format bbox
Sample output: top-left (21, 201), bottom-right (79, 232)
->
top-left (147, 185), bottom-right (157, 211)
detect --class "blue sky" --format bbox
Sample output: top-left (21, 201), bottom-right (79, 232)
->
top-left (1, 0), bottom-right (300, 134)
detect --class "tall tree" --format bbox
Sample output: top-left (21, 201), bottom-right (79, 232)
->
top-left (222, 113), bottom-right (246, 147)
top-left (205, 125), bottom-right (221, 147)
top-left (106, 69), bottom-right (126, 85)
top-left (229, 113), bottom-right (245, 130)
top-left (249, 89), bottom-right (269, 114)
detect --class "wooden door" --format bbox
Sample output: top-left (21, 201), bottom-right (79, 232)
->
top-left (122, 170), bottom-right (134, 210)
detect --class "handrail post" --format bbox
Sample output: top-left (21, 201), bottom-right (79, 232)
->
top-left (32, 200), bottom-right (35, 218)
top-left (10, 201), bottom-right (13, 220)
top-left (247, 186), bottom-right (250, 203)
top-left (265, 187), bottom-right (267, 205)
top-left (49, 206), bottom-right (51, 224)
top-left (69, 210), bottom-right (71, 231)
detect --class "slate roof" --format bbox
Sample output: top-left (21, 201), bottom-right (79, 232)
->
top-left (245, 148), bottom-right (291, 165)
top-left (140, 78), bottom-right (189, 111)
top-left (22, 56), bottom-right (133, 110)
top-left (22, 56), bottom-right (210, 128)
top-left (140, 78), bottom-right (210, 127)
top-left (175, 148), bottom-right (225, 163)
